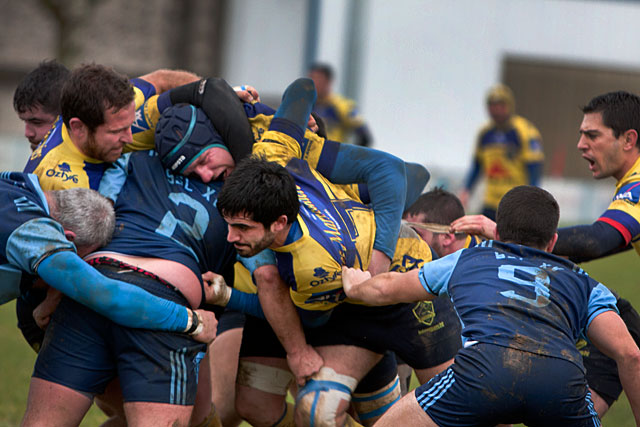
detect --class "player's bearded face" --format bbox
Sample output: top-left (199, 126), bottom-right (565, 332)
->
top-left (84, 102), bottom-right (134, 162)
top-left (225, 215), bottom-right (277, 257)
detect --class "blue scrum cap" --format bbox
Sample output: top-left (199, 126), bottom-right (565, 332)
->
top-left (155, 104), bottom-right (228, 174)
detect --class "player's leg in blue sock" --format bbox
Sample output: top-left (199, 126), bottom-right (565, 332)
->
top-left (273, 78), bottom-right (317, 133)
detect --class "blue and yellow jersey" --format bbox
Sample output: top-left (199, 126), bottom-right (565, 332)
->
top-left (244, 102), bottom-right (367, 201)
top-left (473, 115), bottom-right (544, 210)
top-left (234, 262), bottom-right (257, 294)
top-left (597, 156), bottom-right (640, 256)
top-left (313, 94), bottom-right (366, 143)
top-left (0, 172), bottom-right (75, 303)
top-left (254, 123), bottom-right (431, 312)
top-left (23, 79), bottom-right (161, 191)
top-left (464, 234), bottom-right (483, 249)
top-left (419, 240), bottom-right (617, 368)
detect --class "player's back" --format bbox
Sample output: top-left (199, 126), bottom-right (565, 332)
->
top-left (99, 150), bottom-right (236, 284)
top-left (441, 240), bottom-right (615, 368)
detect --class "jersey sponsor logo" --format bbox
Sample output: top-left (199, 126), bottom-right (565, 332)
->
top-left (487, 161), bottom-right (510, 179)
top-left (412, 301), bottom-right (436, 326)
top-left (131, 108), bottom-right (150, 133)
top-left (390, 254), bottom-right (424, 273)
top-left (614, 191), bottom-right (636, 203)
top-left (304, 288), bottom-right (346, 304)
top-left (310, 268), bottom-right (340, 287)
top-left (45, 163), bottom-right (78, 183)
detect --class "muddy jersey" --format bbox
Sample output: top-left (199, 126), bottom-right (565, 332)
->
top-left (0, 172), bottom-right (75, 303)
top-left (98, 151), bottom-right (236, 297)
top-left (418, 240), bottom-right (617, 369)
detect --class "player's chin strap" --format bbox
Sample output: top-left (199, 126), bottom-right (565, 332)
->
top-left (296, 367), bottom-right (362, 427)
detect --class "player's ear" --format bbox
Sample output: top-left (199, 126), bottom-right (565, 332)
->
top-left (623, 129), bottom-right (638, 151)
top-left (545, 233), bottom-right (559, 253)
top-left (63, 230), bottom-right (77, 243)
top-left (68, 118), bottom-right (88, 139)
top-left (270, 215), bottom-right (290, 233)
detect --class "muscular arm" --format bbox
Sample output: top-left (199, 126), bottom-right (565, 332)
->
top-left (341, 267), bottom-right (433, 305)
top-left (138, 69), bottom-right (201, 94)
top-left (37, 251), bottom-right (189, 332)
top-left (323, 142), bottom-right (426, 260)
top-left (554, 221), bottom-right (627, 263)
top-left (254, 264), bottom-right (323, 385)
top-left (588, 310), bottom-right (640, 424)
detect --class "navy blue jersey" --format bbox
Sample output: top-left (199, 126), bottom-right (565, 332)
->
top-left (0, 172), bottom-right (75, 304)
top-left (98, 151), bottom-right (236, 296)
top-left (418, 240), bottom-right (617, 368)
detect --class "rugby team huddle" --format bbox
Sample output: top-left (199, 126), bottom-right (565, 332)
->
top-left (4, 60), bottom-right (640, 426)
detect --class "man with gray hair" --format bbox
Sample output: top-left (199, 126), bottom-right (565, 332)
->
top-left (0, 171), bottom-right (216, 341)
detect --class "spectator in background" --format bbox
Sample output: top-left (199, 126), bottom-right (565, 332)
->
top-left (308, 62), bottom-right (372, 147)
top-left (13, 60), bottom-right (70, 151)
top-left (459, 83), bottom-right (544, 220)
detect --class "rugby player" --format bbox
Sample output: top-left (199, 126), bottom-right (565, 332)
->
top-left (19, 62), bottom-right (252, 426)
top-left (343, 185), bottom-right (640, 426)
top-left (214, 78), bottom-right (445, 426)
top-left (22, 107), bottom-right (238, 426)
top-left (452, 91), bottom-right (640, 419)
top-left (0, 173), bottom-right (215, 339)
top-left (13, 60), bottom-right (70, 151)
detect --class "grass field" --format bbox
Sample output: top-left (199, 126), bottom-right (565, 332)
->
top-left (1, 250), bottom-right (638, 426)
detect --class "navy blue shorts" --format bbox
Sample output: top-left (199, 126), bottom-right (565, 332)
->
top-left (415, 343), bottom-right (600, 426)
top-left (240, 301), bottom-right (459, 370)
top-left (216, 309), bottom-right (245, 335)
top-left (397, 296), bottom-right (461, 367)
top-left (33, 264), bottom-right (207, 405)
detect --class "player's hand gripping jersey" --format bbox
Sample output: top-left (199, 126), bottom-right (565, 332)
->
top-left (252, 120), bottom-right (433, 312)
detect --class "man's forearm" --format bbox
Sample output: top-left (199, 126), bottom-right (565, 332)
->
top-left (618, 354), bottom-right (640, 424)
top-left (254, 265), bottom-right (308, 354)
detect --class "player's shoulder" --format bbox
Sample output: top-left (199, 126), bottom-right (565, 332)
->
top-left (511, 115), bottom-right (541, 137)
top-left (614, 179), bottom-right (640, 205)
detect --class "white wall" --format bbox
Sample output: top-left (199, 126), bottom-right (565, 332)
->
top-left (223, 0), bottom-right (640, 173)
top-left (361, 0), bottom-right (640, 173)
top-left (220, 0), bottom-right (639, 221)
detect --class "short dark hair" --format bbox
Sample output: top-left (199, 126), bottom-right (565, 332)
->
top-left (217, 156), bottom-right (300, 228)
top-left (404, 187), bottom-right (465, 225)
top-left (496, 185), bottom-right (559, 249)
top-left (13, 59), bottom-right (71, 115)
top-left (309, 63), bottom-right (334, 81)
top-left (60, 63), bottom-right (134, 132)
top-left (582, 91), bottom-right (640, 142)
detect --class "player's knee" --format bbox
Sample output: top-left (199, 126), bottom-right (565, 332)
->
top-left (295, 367), bottom-right (358, 427)
top-left (352, 375), bottom-right (402, 426)
top-left (235, 360), bottom-right (293, 425)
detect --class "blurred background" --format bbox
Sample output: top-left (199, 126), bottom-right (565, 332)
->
top-left (1, 1), bottom-right (640, 425)
top-left (2, 0), bottom-right (638, 221)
